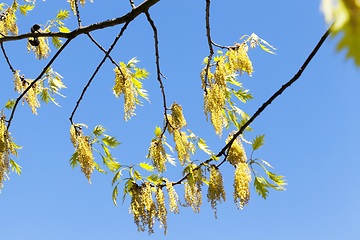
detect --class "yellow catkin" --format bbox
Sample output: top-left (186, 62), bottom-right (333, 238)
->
top-left (0, 114), bottom-right (16, 192)
top-left (129, 183), bottom-right (157, 235)
top-left (165, 179), bottom-right (179, 214)
top-left (173, 130), bottom-right (190, 166)
top-left (70, 125), bottom-right (94, 184)
top-left (129, 183), bottom-right (145, 232)
top-left (147, 138), bottom-right (167, 172)
top-left (170, 102), bottom-right (187, 129)
top-left (226, 133), bottom-right (247, 166)
top-left (214, 56), bottom-right (230, 88)
top-left (200, 67), bottom-right (215, 89)
top-left (155, 187), bottom-right (168, 235)
top-left (27, 37), bottom-right (50, 60)
top-left (76, 135), bottom-right (94, 184)
top-left (24, 82), bottom-right (42, 115)
top-left (68, 0), bottom-right (93, 14)
top-left (184, 180), bottom-right (202, 213)
top-left (207, 166), bottom-right (226, 218)
top-left (13, 71), bottom-right (24, 93)
top-left (113, 66), bottom-right (137, 121)
top-left (233, 162), bottom-right (251, 209)
top-left (0, 7), bottom-right (18, 36)
top-left (204, 83), bottom-right (226, 137)
top-left (227, 44), bottom-right (253, 76)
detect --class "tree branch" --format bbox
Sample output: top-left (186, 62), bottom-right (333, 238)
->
top-left (0, 0), bottom-right (160, 44)
top-left (1, 42), bottom-right (15, 73)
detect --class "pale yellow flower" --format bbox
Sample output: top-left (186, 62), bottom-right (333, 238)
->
top-left (233, 162), bottom-right (251, 209)
top-left (207, 166), bottom-right (226, 218)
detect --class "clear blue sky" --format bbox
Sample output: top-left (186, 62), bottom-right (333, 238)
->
top-left (1, 0), bottom-right (359, 239)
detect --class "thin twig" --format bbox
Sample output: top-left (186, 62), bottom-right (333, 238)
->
top-left (145, 10), bottom-right (171, 137)
top-left (69, 22), bottom-right (130, 124)
top-left (129, 0), bottom-right (136, 9)
top-left (86, 33), bottom-right (121, 70)
top-left (203, 0), bottom-right (214, 94)
top-left (1, 42), bottom-right (15, 73)
top-left (7, 38), bottom-right (73, 130)
top-left (74, 0), bottom-right (82, 28)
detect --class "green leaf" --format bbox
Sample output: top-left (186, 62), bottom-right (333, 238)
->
top-left (252, 134), bottom-right (265, 151)
top-left (69, 152), bottom-right (79, 169)
top-left (40, 89), bottom-right (51, 104)
top-left (261, 159), bottom-right (274, 169)
top-left (112, 185), bottom-right (118, 206)
top-left (101, 136), bottom-right (120, 148)
top-left (197, 138), bottom-right (212, 155)
top-left (127, 57), bottom-right (140, 68)
top-left (187, 172), bottom-right (194, 189)
top-left (145, 174), bottom-right (160, 184)
top-left (4, 99), bottom-right (16, 110)
top-left (58, 26), bottom-right (70, 33)
top-left (202, 56), bottom-right (209, 65)
top-left (56, 9), bottom-right (70, 20)
top-left (122, 179), bottom-right (133, 203)
top-left (111, 169), bottom-right (123, 185)
top-left (9, 159), bottom-right (22, 176)
top-left (94, 161), bottom-right (107, 174)
top-left (138, 162), bottom-right (154, 172)
top-left (93, 125), bottom-right (107, 137)
top-left (267, 171), bottom-right (286, 190)
top-left (232, 88), bottom-right (253, 103)
top-left (254, 176), bottom-right (269, 199)
top-left (133, 170), bottom-right (141, 180)
top-left (52, 37), bottom-right (63, 49)
top-left (19, 4), bottom-right (34, 16)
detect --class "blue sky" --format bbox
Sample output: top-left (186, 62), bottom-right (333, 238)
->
top-left (1, 0), bottom-right (360, 239)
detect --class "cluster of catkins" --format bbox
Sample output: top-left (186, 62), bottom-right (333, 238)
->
top-left (201, 44), bottom-right (253, 136)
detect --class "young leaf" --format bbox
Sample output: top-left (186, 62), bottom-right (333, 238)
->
top-left (145, 174), bottom-right (160, 184)
top-left (252, 134), bottom-right (265, 151)
top-left (254, 176), bottom-right (269, 199)
top-left (56, 9), bottom-right (70, 20)
top-left (133, 170), bottom-right (141, 180)
top-left (122, 179), bottom-right (133, 203)
top-left (111, 169), bottom-right (123, 186)
top-left (138, 162), bottom-right (155, 172)
top-left (69, 152), bottom-right (79, 169)
top-left (52, 37), bottom-right (63, 49)
top-left (4, 99), bottom-right (16, 110)
top-left (19, 4), bottom-right (34, 16)
top-left (9, 159), bottom-right (22, 176)
top-left (101, 136), bottom-right (120, 148)
top-left (58, 26), bottom-right (70, 33)
top-left (93, 125), bottom-right (107, 137)
top-left (267, 171), bottom-right (286, 190)
top-left (112, 185), bottom-right (118, 206)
